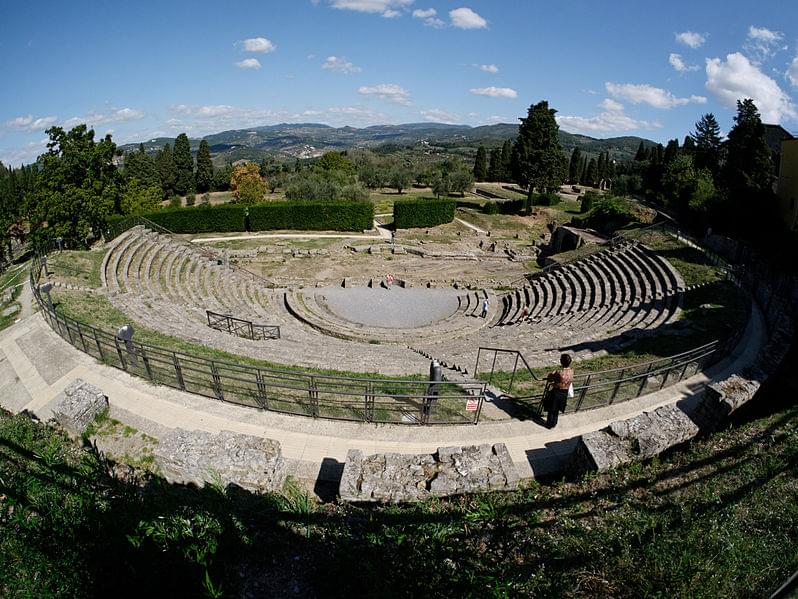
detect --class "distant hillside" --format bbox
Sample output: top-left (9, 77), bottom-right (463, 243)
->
top-left (119, 123), bottom-right (657, 165)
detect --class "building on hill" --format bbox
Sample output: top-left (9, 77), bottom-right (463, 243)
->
top-left (777, 138), bottom-right (798, 230)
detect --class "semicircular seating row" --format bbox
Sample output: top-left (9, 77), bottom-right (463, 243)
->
top-left (411, 241), bottom-right (684, 368)
top-left (95, 226), bottom-right (684, 375)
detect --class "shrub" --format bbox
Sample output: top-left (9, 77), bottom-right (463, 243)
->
top-left (247, 201), bottom-right (373, 232)
top-left (534, 192), bottom-right (560, 207)
top-left (394, 199), bottom-right (456, 229)
top-left (168, 195), bottom-right (182, 208)
top-left (186, 193), bottom-right (196, 207)
top-left (580, 190), bottom-right (602, 214)
top-left (571, 195), bottom-right (640, 234)
top-left (482, 202), bottom-right (500, 215)
top-left (498, 199), bottom-right (525, 215)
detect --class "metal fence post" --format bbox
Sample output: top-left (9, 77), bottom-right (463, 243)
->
top-left (140, 345), bottom-right (154, 381)
top-left (172, 352), bottom-right (186, 390)
top-left (365, 382), bottom-right (374, 422)
top-left (255, 369), bottom-right (268, 410)
top-left (210, 361), bottom-right (224, 400)
top-left (575, 374), bottom-right (591, 411)
top-left (93, 328), bottom-right (105, 361)
top-left (113, 337), bottom-right (127, 370)
top-left (76, 321), bottom-right (89, 354)
top-left (308, 377), bottom-right (319, 418)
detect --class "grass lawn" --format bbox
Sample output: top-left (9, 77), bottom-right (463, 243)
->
top-left (46, 249), bottom-right (108, 288)
top-left (1, 391), bottom-right (795, 597)
top-left (369, 187), bottom-right (436, 214)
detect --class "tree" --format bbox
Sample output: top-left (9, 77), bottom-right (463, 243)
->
top-left (568, 148), bottom-right (582, 184)
top-left (155, 144), bottom-right (177, 198)
top-left (431, 173), bottom-right (451, 198)
top-left (388, 167), bottom-right (413, 194)
top-left (499, 139), bottom-right (513, 182)
top-left (450, 169), bottom-right (475, 197)
top-left (33, 124), bottom-right (119, 244)
top-left (212, 165), bottom-right (232, 191)
top-left (473, 146), bottom-right (488, 182)
top-left (691, 113), bottom-right (722, 177)
top-left (195, 140), bottom-right (213, 193)
top-left (663, 139), bottom-right (680, 164)
top-left (487, 148), bottom-right (502, 182)
top-left (266, 171), bottom-right (289, 193)
top-left (316, 151), bottom-right (356, 176)
top-left (583, 158), bottom-right (597, 187)
top-left (120, 178), bottom-right (162, 215)
top-left (172, 133), bottom-right (194, 195)
top-left (510, 101), bottom-right (567, 211)
top-left (124, 144), bottom-right (159, 189)
top-left (230, 163), bottom-right (266, 204)
top-left (634, 141), bottom-right (649, 162)
top-left (720, 100), bottom-right (775, 231)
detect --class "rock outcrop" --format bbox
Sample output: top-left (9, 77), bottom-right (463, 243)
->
top-left (51, 378), bottom-right (108, 436)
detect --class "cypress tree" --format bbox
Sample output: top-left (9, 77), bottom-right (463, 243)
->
top-left (664, 139), bottom-right (680, 164)
top-left (568, 148), bottom-right (582, 184)
top-left (499, 139), bottom-right (513, 182)
top-left (155, 143), bottom-right (177, 199)
top-left (195, 140), bottom-right (214, 193)
top-left (488, 148), bottom-right (501, 182)
top-left (473, 145), bottom-right (488, 182)
top-left (722, 99), bottom-right (774, 204)
top-left (634, 141), bottom-right (648, 162)
top-left (584, 158), bottom-right (597, 187)
top-left (172, 133), bottom-right (194, 195)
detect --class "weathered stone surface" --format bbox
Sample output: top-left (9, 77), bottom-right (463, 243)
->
top-left (339, 443), bottom-right (518, 503)
top-left (51, 378), bottom-right (108, 436)
top-left (572, 404), bottom-right (699, 473)
top-left (154, 429), bottom-right (285, 493)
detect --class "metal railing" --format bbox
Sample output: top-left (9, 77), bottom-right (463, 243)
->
top-left (31, 255), bottom-right (486, 425)
top-left (475, 332), bottom-right (744, 416)
top-left (206, 310), bottom-right (280, 341)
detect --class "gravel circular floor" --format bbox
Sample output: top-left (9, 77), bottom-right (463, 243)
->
top-left (319, 287), bottom-right (460, 329)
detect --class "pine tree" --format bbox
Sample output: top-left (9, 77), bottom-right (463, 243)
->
top-left (721, 100), bottom-right (774, 212)
top-left (172, 133), bottom-right (194, 195)
top-left (510, 101), bottom-right (567, 210)
top-left (691, 113), bottom-right (722, 178)
top-left (473, 145), bottom-right (488, 182)
top-left (682, 136), bottom-right (696, 155)
top-left (155, 143), bottom-right (177, 199)
top-left (568, 148), bottom-right (582, 184)
top-left (195, 140), bottom-right (213, 193)
top-left (488, 148), bottom-right (501, 182)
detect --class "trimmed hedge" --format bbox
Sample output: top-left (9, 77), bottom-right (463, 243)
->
top-left (146, 204), bottom-right (246, 233)
top-left (107, 201), bottom-right (374, 236)
top-left (394, 199), bottom-right (456, 229)
top-left (248, 201), bottom-right (373, 232)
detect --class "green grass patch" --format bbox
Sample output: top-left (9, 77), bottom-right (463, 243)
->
top-left (46, 249), bottom-right (108, 288)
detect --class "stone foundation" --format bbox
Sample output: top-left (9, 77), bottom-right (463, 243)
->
top-left (51, 378), bottom-right (108, 436)
top-left (340, 443), bottom-right (519, 503)
top-left (154, 429), bottom-right (286, 493)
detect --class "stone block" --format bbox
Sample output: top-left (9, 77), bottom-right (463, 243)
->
top-left (154, 429), bottom-right (286, 493)
top-left (51, 378), bottom-right (108, 436)
top-left (339, 443), bottom-right (518, 503)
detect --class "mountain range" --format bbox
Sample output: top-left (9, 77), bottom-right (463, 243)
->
top-left (119, 122), bottom-right (657, 165)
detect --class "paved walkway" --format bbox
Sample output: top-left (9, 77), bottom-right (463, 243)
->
top-left (0, 299), bottom-right (766, 491)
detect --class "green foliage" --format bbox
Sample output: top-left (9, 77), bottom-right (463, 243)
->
top-left (315, 151), bottom-right (356, 176)
top-left (691, 113), bottom-right (722, 177)
top-left (511, 101), bottom-right (567, 204)
top-left (211, 165), bottom-right (232, 191)
top-left (172, 133), bottom-right (194, 196)
top-left (533, 192), bottom-right (560, 206)
top-left (482, 201), bottom-right (500, 215)
top-left (580, 190), bottom-right (602, 213)
top-left (248, 201), bottom-right (373, 232)
top-left (388, 167), bottom-right (414, 194)
top-left (473, 145), bottom-right (488, 181)
top-left (572, 195), bottom-right (641, 233)
top-left (194, 140), bottom-right (213, 193)
top-left (120, 178), bottom-right (162, 216)
top-left (394, 198), bottom-right (456, 229)
top-left (145, 204), bottom-right (246, 233)
top-left (449, 169), bottom-right (475, 197)
top-left (155, 143), bottom-right (177, 198)
top-left (124, 144), bottom-right (159, 189)
top-left (568, 147), bottom-right (582, 184)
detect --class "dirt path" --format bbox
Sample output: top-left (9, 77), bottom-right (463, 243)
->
top-left (191, 220), bottom-right (389, 244)
top-left (17, 277), bottom-right (32, 320)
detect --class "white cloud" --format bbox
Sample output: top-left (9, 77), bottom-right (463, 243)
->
top-left (449, 7), bottom-right (487, 29)
top-left (787, 54), bottom-right (798, 87)
top-left (479, 63), bottom-right (499, 74)
top-left (705, 52), bottom-right (797, 123)
top-left (421, 109), bottom-right (459, 124)
top-left (238, 37), bottom-right (276, 54)
top-left (235, 58), bottom-right (262, 70)
top-left (675, 31), bottom-right (705, 49)
top-left (412, 7), bottom-right (445, 27)
top-left (63, 108), bottom-right (146, 128)
top-left (470, 86), bottom-right (517, 98)
top-left (3, 114), bottom-right (58, 131)
top-left (321, 56), bottom-right (362, 74)
top-left (358, 83), bottom-right (412, 105)
top-left (330, 0), bottom-right (413, 17)
top-left (599, 98), bottom-right (624, 112)
top-left (669, 53), bottom-right (700, 73)
top-left (744, 26), bottom-right (784, 62)
top-left (557, 100), bottom-right (660, 134)
top-left (0, 139), bottom-right (49, 166)
top-left (606, 82), bottom-right (706, 109)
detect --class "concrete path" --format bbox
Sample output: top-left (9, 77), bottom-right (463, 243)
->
top-left (0, 298), bottom-right (766, 492)
top-left (455, 217), bottom-right (488, 235)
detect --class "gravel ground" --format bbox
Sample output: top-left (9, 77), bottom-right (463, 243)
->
top-left (319, 287), bottom-right (459, 328)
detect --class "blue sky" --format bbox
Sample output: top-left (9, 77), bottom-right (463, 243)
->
top-left (1, 0), bottom-right (797, 165)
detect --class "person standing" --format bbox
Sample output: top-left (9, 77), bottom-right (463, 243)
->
top-left (481, 297), bottom-right (489, 318)
top-left (544, 353), bottom-right (573, 429)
